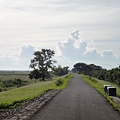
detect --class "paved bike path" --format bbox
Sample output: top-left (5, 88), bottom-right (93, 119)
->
top-left (31, 74), bottom-right (120, 120)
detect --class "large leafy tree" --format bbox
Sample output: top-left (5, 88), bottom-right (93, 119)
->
top-left (29, 49), bottom-right (56, 81)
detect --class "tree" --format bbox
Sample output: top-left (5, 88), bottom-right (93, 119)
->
top-left (54, 65), bottom-right (69, 76)
top-left (29, 49), bottom-right (56, 81)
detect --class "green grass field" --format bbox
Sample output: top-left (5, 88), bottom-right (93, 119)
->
top-left (0, 74), bottom-right (73, 109)
top-left (81, 74), bottom-right (120, 112)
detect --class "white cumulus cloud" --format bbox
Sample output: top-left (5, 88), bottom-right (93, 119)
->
top-left (0, 45), bottom-right (35, 70)
top-left (56, 30), bottom-right (120, 69)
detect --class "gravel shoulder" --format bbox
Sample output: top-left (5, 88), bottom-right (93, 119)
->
top-left (0, 90), bottom-right (60, 120)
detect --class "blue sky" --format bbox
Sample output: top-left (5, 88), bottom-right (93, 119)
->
top-left (0, 0), bottom-right (120, 70)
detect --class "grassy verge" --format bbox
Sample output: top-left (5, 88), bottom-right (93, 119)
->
top-left (81, 74), bottom-right (120, 112)
top-left (97, 80), bottom-right (120, 97)
top-left (0, 74), bottom-right (73, 109)
top-left (55, 74), bottom-right (73, 89)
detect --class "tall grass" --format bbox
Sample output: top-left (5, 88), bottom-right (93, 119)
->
top-left (55, 74), bottom-right (73, 89)
top-left (0, 74), bottom-right (73, 109)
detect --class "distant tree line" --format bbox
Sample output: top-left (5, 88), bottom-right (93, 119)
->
top-left (72, 62), bottom-right (120, 86)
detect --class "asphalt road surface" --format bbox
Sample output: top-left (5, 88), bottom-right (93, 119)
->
top-left (31, 74), bottom-right (120, 120)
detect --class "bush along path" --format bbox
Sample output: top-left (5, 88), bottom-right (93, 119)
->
top-left (0, 89), bottom-right (61, 120)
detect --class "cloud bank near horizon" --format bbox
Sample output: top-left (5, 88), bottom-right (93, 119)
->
top-left (0, 30), bottom-right (119, 70)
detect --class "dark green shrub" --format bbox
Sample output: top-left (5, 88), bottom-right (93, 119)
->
top-left (55, 79), bottom-right (63, 86)
top-left (2, 78), bottom-right (28, 89)
top-left (0, 86), bottom-right (3, 92)
top-left (13, 78), bottom-right (22, 86)
top-left (91, 78), bottom-right (98, 83)
top-left (3, 80), bottom-right (13, 87)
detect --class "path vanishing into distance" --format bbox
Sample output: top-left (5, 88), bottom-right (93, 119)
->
top-left (31, 74), bottom-right (120, 120)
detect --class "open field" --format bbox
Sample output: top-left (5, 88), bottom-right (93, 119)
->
top-left (0, 71), bottom-right (40, 91)
top-left (0, 71), bottom-right (30, 83)
top-left (0, 71), bottom-right (30, 75)
top-left (0, 73), bottom-right (73, 109)
top-left (0, 74), bottom-right (31, 91)
top-left (0, 74), bottom-right (30, 81)
top-left (81, 74), bottom-right (120, 112)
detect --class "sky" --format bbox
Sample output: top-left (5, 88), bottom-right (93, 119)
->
top-left (0, 0), bottom-right (120, 70)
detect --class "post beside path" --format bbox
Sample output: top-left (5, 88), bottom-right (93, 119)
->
top-left (104, 85), bottom-right (116, 96)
